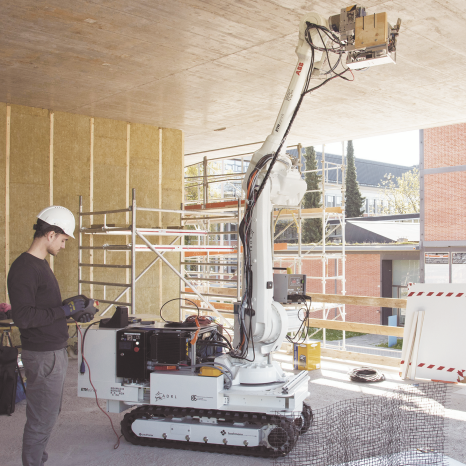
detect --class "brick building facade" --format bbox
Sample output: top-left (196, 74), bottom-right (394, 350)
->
top-left (275, 253), bottom-right (381, 324)
top-left (421, 123), bottom-right (466, 282)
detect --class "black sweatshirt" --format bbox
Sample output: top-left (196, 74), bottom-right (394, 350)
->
top-left (7, 252), bottom-right (69, 352)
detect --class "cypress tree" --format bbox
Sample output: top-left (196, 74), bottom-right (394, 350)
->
top-left (345, 140), bottom-right (365, 218)
top-left (302, 146), bottom-right (322, 243)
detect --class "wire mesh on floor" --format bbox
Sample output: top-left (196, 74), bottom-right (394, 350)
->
top-left (274, 382), bottom-right (449, 466)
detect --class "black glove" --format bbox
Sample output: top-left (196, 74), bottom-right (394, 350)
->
top-left (61, 298), bottom-right (86, 318)
top-left (62, 295), bottom-right (98, 323)
top-left (78, 313), bottom-right (93, 323)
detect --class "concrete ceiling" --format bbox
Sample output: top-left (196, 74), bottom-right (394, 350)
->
top-left (1, 1), bottom-right (466, 164)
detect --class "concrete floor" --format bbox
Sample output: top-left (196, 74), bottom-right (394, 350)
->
top-left (2, 354), bottom-right (466, 466)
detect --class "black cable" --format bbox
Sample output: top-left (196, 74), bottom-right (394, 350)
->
top-left (286, 295), bottom-right (312, 344)
top-left (159, 298), bottom-right (199, 323)
top-left (197, 341), bottom-right (230, 350)
top-left (215, 332), bottom-right (233, 350)
top-left (79, 321), bottom-right (99, 374)
top-left (348, 367), bottom-right (385, 383)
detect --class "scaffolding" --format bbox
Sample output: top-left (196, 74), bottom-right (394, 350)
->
top-left (77, 189), bottom-right (240, 327)
top-left (179, 198), bottom-right (242, 320)
top-left (273, 144), bottom-right (347, 348)
top-left (184, 143), bottom-right (347, 349)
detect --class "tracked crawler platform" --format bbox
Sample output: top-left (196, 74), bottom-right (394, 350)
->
top-left (121, 403), bottom-right (313, 457)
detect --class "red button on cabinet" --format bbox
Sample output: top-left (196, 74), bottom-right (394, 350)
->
top-left (134, 347), bottom-right (140, 352)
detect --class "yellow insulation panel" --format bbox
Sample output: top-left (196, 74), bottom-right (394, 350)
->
top-left (9, 105), bottom-right (49, 262)
top-left (130, 123), bottom-right (161, 316)
top-left (161, 128), bottom-right (184, 321)
top-left (53, 111), bottom-right (91, 299)
top-left (0, 103), bottom-right (184, 318)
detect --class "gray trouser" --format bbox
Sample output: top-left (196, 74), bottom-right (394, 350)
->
top-left (21, 348), bottom-right (68, 466)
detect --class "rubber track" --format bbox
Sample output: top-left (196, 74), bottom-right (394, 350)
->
top-left (121, 404), bottom-right (297, 458)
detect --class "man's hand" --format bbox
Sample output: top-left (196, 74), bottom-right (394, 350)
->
top-left (78, 313), bottom-right (93, 323)
top-left (62, 295), bottom-right (98, 323)
top-left (61, 298), bottom-right (86, 318)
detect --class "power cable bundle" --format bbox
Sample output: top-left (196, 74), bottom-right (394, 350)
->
top-left (348, 367), bottom-right (385, 383)
top-left (285, 295), bottom-right (313, 345)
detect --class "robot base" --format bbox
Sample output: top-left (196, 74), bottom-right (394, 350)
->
top-left (121, 402), bottom-right (312, 457)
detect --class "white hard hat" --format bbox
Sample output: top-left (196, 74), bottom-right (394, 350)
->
top-left (37, 206), bottom-right (76, 239)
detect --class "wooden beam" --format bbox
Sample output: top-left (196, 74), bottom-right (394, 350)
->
top-left (89, 118), bottom-right (94, 298)
top-left (158, 128), bottom-right (163, 310)
top-left (5, 105), bottom-right (10, 303)
top-left (275, 207), bottom-right (343, 216)
top-left (49, 111), bottom-right (54, 272)
top-left (306, 318), bottom-right (404, 337)
top-left (308, 292), bottom-right (407, 309)
top-left (322, 348), bottom-right (401, 368)
top-left (126, 123), bottom-right (130, 303)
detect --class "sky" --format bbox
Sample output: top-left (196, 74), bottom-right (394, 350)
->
top-left (316, 130), bottom-right (420, 167)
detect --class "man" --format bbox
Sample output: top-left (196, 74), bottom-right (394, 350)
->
top-left (7, 206), bottom-right (89, 466)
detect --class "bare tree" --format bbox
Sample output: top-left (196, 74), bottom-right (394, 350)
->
top-left (380, 168), bottom-right (420, 214)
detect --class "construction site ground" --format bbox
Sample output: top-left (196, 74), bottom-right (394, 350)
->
top-left (2, 354), bottom-right (465, 466)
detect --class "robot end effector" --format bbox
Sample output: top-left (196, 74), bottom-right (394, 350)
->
top-left (242, 5), bottom-right (401, 194)
top-left (328, 5), bottom-right (402, 71)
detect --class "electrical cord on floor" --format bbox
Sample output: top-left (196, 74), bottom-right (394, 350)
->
top-left (348, 367), bottom-right (385, 383)
top-left (76, 324), bottom-right (123, 449)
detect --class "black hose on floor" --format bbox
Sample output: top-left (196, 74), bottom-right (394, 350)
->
top-left (348, 367), bottom-right (385, 383)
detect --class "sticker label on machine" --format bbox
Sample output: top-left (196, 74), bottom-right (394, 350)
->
top-left (150, 372), bottom-right (223, 409)
top-left (110, 386), bottom-right (125, 397)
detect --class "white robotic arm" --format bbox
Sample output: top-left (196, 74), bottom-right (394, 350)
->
top-left (218, 5), bottom-right (401, 386)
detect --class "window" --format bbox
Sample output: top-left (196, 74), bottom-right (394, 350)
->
top-left (336, 196), bottom-right (342, 207)
top-left (326, 195), bottom-right (334, 207)
top-left (452, 253), bottom-right (466, 283)
top-left (425, 252), bottom-right (449, 283)
top-left (392, 260), bottom-right (419, 327)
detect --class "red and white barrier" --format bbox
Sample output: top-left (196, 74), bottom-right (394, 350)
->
top-left (401, 283), bottom-right (466, 383)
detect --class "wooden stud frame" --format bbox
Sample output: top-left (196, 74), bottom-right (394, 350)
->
top-left (5, 106), bottom-right (11, 302)
top-left (49, 111), bottom-right (54, 271)
top-left (89, 118), bottom-right (94, 298)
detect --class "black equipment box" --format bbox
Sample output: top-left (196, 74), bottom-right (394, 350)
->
top-left (273, 274), bottom-right (306, 303)
top-left (150, 331), bottom-right (190, 364)
top-left (116, 323), bottom-right (219, 380)
top-left (116, 328), bottom-right (154, 380)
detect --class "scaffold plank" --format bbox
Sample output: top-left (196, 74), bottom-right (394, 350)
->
top-left (82, 227), bottom-right (209, 236)
top-left (134, 245), bottom-right (236, 253)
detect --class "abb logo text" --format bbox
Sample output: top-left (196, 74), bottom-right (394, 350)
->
top-left (296, 62), bottom-right (304, 75)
